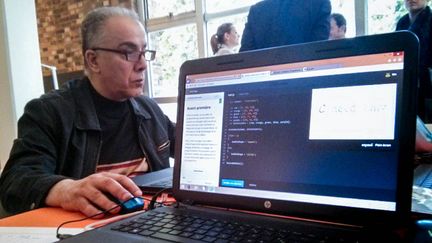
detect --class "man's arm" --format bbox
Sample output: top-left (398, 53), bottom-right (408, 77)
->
top-left (310, 0), bottom-right (331, 41)
top-left (239, 5), bottom-right (257, 52)
top-left (0, 98), bottom-right (66, 214)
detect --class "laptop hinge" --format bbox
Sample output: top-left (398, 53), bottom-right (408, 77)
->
top-left (179, 199), bottom-right (194, 206)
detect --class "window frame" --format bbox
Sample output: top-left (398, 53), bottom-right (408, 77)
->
top-left (137, 0), bottom-right (253, 105)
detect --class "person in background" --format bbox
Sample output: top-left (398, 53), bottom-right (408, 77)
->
top-left (210, 23), bottom-right (240, 56)
top-left (329, 13), bottom-right (347, 40)
top-left (0, 6), bottom-right (175, 217)
top-left (396, 0), bottom-right (432, 123)
top-left (239, 0), bottom-right (331, 52)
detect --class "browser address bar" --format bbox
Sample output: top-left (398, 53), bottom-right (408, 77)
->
top-left (186, 63), bottom-right (403, 89)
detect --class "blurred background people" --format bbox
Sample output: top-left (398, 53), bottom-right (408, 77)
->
top-left (210, 23), bottom-right (240, 56)
top-left (239, 0), bottom-right (331, 52)
top-left (396, 0), bottom-right (432, 122)
top-left (329, 13), bottom-right (347, 39)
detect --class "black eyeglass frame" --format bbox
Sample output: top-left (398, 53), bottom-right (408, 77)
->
top-left (91, 47), bottom-right (156, 62)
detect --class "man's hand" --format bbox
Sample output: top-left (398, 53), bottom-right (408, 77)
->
top-left (45, 172), bottom-right (143, 217)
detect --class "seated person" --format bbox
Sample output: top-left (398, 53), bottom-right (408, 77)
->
top-left (210, 23), bottom-right (240, 56)
top-left (329, 13), bottom-right (347, 40)
top-left (0, 6), bottom-right (175, 217)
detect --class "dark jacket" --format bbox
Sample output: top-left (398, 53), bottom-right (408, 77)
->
top-left (0, 78), bottom-right (175, 214)
top-left (239, 0), bottom-right (331, 52)
top-left (397, 6), bottom-right (432, 72)
top-left (397, 6), bottom-right (432, 121)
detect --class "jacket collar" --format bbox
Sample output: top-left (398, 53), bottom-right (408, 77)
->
top-left (70, 77), bottom-right (152, 130)
top-left (410, 6), bottom-right (431, 32)
top-left (129, 98), bottom-right (152, 120)
top-left (71, 77), bottom-right (100, 130)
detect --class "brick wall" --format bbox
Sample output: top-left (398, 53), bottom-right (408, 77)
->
top-left (36, 0), bottom-right (136, 78)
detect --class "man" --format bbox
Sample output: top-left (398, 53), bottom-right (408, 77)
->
top-left (329, 13), bottom-right (346, 40)
top-left (396, 0), bottom-right (432, 122)
top-left (239, 0), bottom-right (331, 52)
top-left (0, 6), bottom-right (175, 217)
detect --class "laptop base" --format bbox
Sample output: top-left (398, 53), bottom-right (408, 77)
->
top-left (62, 205), bottom-right (403, 243)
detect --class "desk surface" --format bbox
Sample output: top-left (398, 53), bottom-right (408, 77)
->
top-left (0, 207), bottom-right (101, 228)
top-left (0, 194), bottom-right (174, 228)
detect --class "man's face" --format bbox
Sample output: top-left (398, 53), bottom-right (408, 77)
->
top-left (88, 16), bottom-right (148, 101)
top-left (329, 18), bottom-right (345, 40)
top-left (405, 0), bottom-right (428, 14)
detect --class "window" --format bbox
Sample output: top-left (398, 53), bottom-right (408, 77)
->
top-left (330, 0), bottom-right (356, 37)
top-left (205, 0), bottom-right (260, 13)
top-left (148, 24), bottom-right (198, 98)
top-left (147, 0), bottom-right (195, 19)
top-left (204, 0), bottom-right (260, 56)
top-left (365, 0), bottom-right (432, 34)
top-left (367, 0), bottom-right (404, 34)
top-left (140, 0), bottom-right (260, 121)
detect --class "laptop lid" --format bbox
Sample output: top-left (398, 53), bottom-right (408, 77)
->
top-left (173, 31), bottom-right (418, 227)
top-left (131, 167), bottom-right (173, 194)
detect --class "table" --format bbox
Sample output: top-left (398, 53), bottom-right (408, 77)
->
top-left (0, 207), bottom-right (98, 242)
top-left (0, 207), bottom-right (101, 228)
top-left (0, 194), bottom-right (174, 242)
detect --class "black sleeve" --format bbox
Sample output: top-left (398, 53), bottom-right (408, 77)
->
top-left (309, 0), bottom-right (331, 42)
top-left (0, 99), bottom-right (67, 214)
top-left (168, 118), bottom-right (176, 158)
top-left (239, 5), bottom-right (257, 52)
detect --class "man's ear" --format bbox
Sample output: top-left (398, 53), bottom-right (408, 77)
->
top-left (342, 25), bottom-right (347, 33)
top-left (85, 50), bottom-right (100, 73)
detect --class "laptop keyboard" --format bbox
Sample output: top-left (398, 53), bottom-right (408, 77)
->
top-left (110, 210), bottom-right (360, 243)
top-left (414, 163), bottom-right (432, 188)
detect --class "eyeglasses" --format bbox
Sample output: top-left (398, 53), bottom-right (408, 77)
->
top-left (91, 47), bottom-right (156, 62)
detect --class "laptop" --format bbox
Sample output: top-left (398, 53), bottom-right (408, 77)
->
top-left (131, 167), bottom-right (173, 194)
top-left (62, 31), bottom-right (418, 242)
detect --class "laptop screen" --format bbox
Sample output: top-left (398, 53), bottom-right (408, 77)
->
top-left (179, 51), bottom-right (404, 212)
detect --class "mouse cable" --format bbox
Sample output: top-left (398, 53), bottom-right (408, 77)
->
top-left (56, 204), bottom-right (120, 240)
top-left (56, 196), bottom-right (152, 240)
top-left (83, 210), bottom-right (145, 231)
top-left (148, 187), bottom-right (172, 210)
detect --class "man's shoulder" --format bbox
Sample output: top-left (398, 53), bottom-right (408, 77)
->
top-left (249, 0), bottom-right (275, 10)
top-left (250, 0), bottom-right (328, 16)
top-left (396, 14), bottom-right (410, 29)
top-left (129, 95), bottom-right (168, 121)
top-left (31, 78), bottom-right (88, 110)
top-left (426, 6), bottom-right (432, 23)
top-left (131, 95), bottom-right (160, 110)
top-left (43, 78), bottom-right (87, 97)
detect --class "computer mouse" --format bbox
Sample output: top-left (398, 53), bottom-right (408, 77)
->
top-left (118, 197), bottom-right (145, 214)
top-left (105, 193), bottom-right (145, 214)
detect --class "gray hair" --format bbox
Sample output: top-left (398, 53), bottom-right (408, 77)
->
top-left (81, 6), bottom-right (140, 55)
